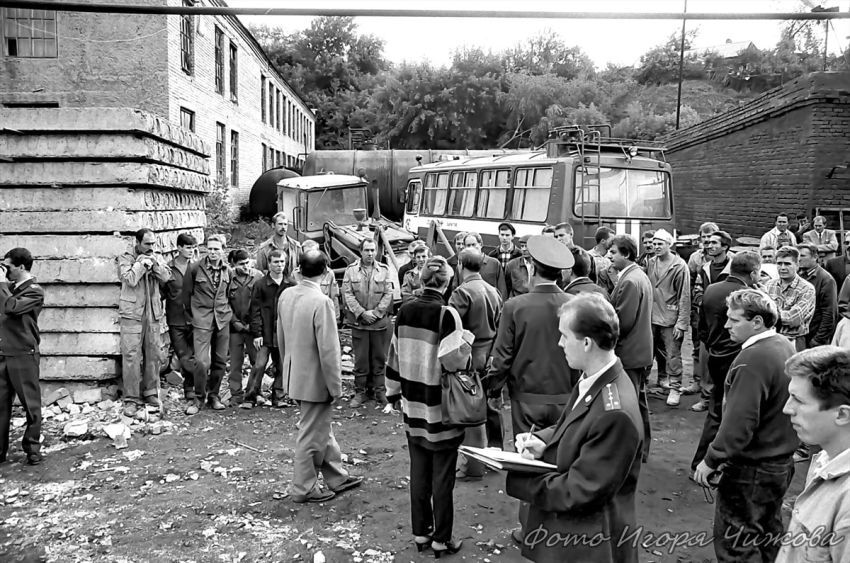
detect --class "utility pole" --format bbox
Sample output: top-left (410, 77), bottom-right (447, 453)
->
top-left (675, 0), bottom-right (688, 130)
top-left (810, 5), bottom-right (840, 71)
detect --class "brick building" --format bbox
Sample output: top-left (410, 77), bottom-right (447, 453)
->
top-left (0, 0), bottom-right (315, 208)
top-left (664, 72), bottom-right (850, 239)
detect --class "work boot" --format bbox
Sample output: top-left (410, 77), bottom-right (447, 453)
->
top-left (185, 399), bottom-right (201, 416)
top-left (349, 392), bottom-right (369, 408)
top-left (207, 396), bottom-right (226, 410)
top-left (26, 452), bottom-right (43, 466)
top-left (144, 395), bottom-right (162, 408)
top-left (122, 401), bottom-right (139, 418)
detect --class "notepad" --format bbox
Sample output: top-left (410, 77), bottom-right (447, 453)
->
top-left (459, 446), bottom-right (557, 474)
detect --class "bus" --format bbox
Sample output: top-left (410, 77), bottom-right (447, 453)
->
top-left (402, 126), bottom-right (675, 252)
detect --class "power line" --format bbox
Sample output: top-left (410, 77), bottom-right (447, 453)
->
top-left (1, 1), bottom-right (850, 20)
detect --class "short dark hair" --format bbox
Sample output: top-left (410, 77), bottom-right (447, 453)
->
top-left (559, 293), bottom-right (619, 351)
top-left (711, 230), bottom-right (733, 251)
top-left (498, 222), bottom-right (515, 235)
top-left (785, 346), bottom-right (850, 410)
top-left (541, 225), bottom-right (556, 235)
top-left (268, 249), bottom-right (284, 261)
top-left (726, 288), bottom-right (779, 328)
top-left (176, 233), bottom-right (197, 247)
top-left (458, 249), bottom-right (483, 272)
top-left (776, 213), bottom-right (789, 221)
top-left (359, 238), bottom-right (377, 251)
top-left (531, 258), bottom-right (562, 281)
top-left (610, 234), bottom-right (638, 262)
top-left (299, 250), bottom-right (328, 277)
top-left (641, 230), bottom-right (655, 241)
top-left (135, 228), bottom-right (154, 243)
top-left (229, 249), bottom-right (250, 263)
top-left (776, 246), bottom-right (800, 263)
top-left (594, 226), bottom-right (614, 244)
top-left (796, 242), bottom-right (819, 257)
top-left (554, 222), bottom-right (573, 235)
top-left (729, 251), bottom-right (761, 278)
top-left (570, 247), bottom-right (591, 278)
top-left (4, 248), bottom-right (33, 271)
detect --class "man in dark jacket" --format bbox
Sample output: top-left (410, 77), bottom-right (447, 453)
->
top-left (798, 243), bottom-right (838, 347)
top-left (504, 235), bottom-right (533, 299)
top-left (162, 233), bottom-right (198, 402)
top-left (0, 248), bottom-right (45, 466)
top-left (227, 249), bottom-right (262, 407)
top-left (507, 293), bottom-right (642, 563)
top-left (607, 234), bottom-right (653, 461)
top-left (690, 251), bottom-right (761, 472)
top-left (563, 246), bottom-right (609, 299)
top-left (825, 243), bottom-right (850, 290)
top-left (694, 288), bottom-right (798, 563)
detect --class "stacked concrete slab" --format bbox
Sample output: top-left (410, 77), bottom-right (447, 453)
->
top-left (0, 108), bottom-right (210, 391)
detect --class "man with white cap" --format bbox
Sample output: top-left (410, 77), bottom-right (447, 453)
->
top-left (646, 229), bottom-right (691, 407)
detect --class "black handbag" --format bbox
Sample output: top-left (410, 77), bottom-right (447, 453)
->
top-left (438, 306), bottom-right (486, 427)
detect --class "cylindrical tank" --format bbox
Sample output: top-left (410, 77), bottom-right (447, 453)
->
top-left (248, 167), bottom-right (301, 218)
top-left (303, 149), bottom-right (526, 221)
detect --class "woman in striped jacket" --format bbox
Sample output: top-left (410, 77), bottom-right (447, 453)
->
top-left (386, 256), bottom-right (464, 558)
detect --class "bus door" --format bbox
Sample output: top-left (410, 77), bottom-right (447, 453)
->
top-left (403, 178), bottom-right (422, 233)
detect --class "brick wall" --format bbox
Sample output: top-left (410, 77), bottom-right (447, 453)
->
top-left (665, 72), bottom-right (850, 238)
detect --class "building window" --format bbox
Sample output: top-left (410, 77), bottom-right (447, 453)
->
top-left (261, 143), bottom-right (267, 171)
top-left (215, 122), bottom-right (226, 186)
top-left (214, 26), bottom-right (224, 95)
top-left (230, 130), bottom-right (239, 187)
top-left (179, 107), bottom-right (195, 132)
top-left (269, 85), bottom-right (274, 128)
top-left (2, 8), bottom-right (58, 58)
top-left (229, 42), bottom-right (238, 103)
top-left (179, 0), bottom-right (194, 75)
top-left (276, 91), bottom-right (282, 132)
top-left (268, 146), bottom-right (274, 170)
top-left (260, 76), bottom-right (266, 123)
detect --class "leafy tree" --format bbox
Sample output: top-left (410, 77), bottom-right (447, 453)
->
top-left (502, 30), bottom-right (595, 79)
top-left (634, 30), bottom-right (704, 85)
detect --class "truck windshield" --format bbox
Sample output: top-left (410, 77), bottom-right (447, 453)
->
top-left (574, 167), bottom-right (671, 219)
top-left (306, 187), bottom-right (367, 230)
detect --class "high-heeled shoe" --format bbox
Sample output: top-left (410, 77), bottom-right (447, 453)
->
top-left (431, 539), bottom-right (462, 559)
top-left (414, 535), bottom-right (432, 552)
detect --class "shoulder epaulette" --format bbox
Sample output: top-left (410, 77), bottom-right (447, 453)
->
top-left (603, 383), bottom-right (621, 411)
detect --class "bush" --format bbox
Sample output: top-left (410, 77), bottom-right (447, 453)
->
top-left (204, 180), bottom-right (233, 238)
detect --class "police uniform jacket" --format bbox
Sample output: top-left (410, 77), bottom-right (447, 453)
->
top-left (0, 279), bottom-right (44, 356)
top-left (506, 360), bottom-right (643, 563)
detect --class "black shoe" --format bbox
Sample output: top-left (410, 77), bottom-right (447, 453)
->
top-left (291, 488), bottom-right (335, 503)
top-left (432, 539), bottom-right (462, 559)
top-left (26, 452), bottom-right (43, 466)
top-left (414, 536), bottom-right (432, 552)
top-left (330, 475), bottom-right (363, 494)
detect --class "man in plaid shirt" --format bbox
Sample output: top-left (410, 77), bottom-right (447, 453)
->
top-left (489, 222), bottom-right (521, 269)
top-left (765, 246), bottom-right (816, 351)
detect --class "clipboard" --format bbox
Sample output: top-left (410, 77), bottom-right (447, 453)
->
top-left (459, 446), bottom-right (557, 474)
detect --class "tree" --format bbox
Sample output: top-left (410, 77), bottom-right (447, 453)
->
top-left (502, 30), bottom-right (596, 79)
top-left (634, 30), bottom-right (703, 85)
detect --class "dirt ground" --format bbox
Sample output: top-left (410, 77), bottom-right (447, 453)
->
top-left (0, 334), bottom-right (806, 563)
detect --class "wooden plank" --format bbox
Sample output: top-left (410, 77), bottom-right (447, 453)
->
top-left (0, 228), bottom-right (205, 258)
top-left (40, 333), bottom-right (120, 355)
top-left (40, 308), bottom-right (119, 333)
top-left (3, 134), bottom-right (210, 174)
top-left (0, 107), bottom-right (210, 156)
top-left (0, 162), bottom-right (212, 193)
top-left (32, 258), bottom-right (119, 284)
top-left (41, 284), bottom-right (119, 308)
top-left (0, 187), bottom-right (207, 212)
top-left (0, 210), bottom-right (206, 234)
top-left (40, 356), bottom-right (118, 381)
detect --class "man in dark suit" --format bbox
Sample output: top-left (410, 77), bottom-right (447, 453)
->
top-left (825, 241), bottom-right (850, 290)
top-left (488, 235), bottom-right (575, 542)
top-left (507, 293), bottom-right (643, 563)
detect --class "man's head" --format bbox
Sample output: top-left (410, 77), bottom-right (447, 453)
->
top-left (412, 243), bottom-right (429, 269)
top-left (699, 222), bottom-right (719, 250)
top-left (407, 240), bottom-right (422, 258)
top-left (206, 234), bottom-right (226, 263)
top-left (518, 235), bottom-right (531, 259)
top-left (302, 239), bottom-right (320, 252)
top-left (724, 289), bottom-right (778, 343)
top-left (541, 225), bottom-right (556, 238)
top-left (458, 248), bottom-right (483, 277)
top-left (813, 215), bottom-right (827, 233)
top-left (2, 248), bottom-right (34, 282)
top-left (135, 228), bottom-right (156, 256)
top-left (706, 231), bottom-right (732, 259)
top-left (553, 223), bottom-right (573, 248)
top-left (454, 232), bottom-right (468, 253)
top-left (641, 230), bottom-right (655, 253)
top-left (775, 246), bottom-right (800, 282)
top-left (775, 213), bottom-right (790, 233)
top-left (359, 239), bottom-right (377, 266)
top-left (267, 249), bottom-right (286, 276)
top-left (729, 251), bottom-right (762, 285)
top-left (760, 245), bottom-right (776, 265)
top-left (420, 256), bottom-right (452, 290)
top-left (607, 234), bottom-right (638, 271)
top-left (299, 249), bottom-right (328, 279)
top-left (784, 346), bottom-right (850, 451)
top-left (229, 248), bottom-right (251, 276)
top-left (272, 212), bottom-right (289, 237)
top-left (797, 243), bottom-right (819, 271)
top-left (176, 233), bottom-right (198, 260)
top-left (557, 293), bottom-right (619, 372)
top-left (652, 229), bottom-right (674, 258)
top-left (594, 226), bottom-right (614, 248)
top-left (569, 247), bottom-right (592, 279)
top-left (498, 222), bottom-right (515, 246)
top-left (463, 232), bottom-right (483, 251)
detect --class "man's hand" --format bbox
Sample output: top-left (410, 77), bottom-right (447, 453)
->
top-left (515, 433), bottom-right (546, 460)
top-left (232, 321), bottom-right (247, 333)
top-left (673, 327), bottom-right (685, 340)
top-left (361, 311), bottom-right (377, 324)
top-left (253, 337), bottom-right (263, 350)
top-left (693, 460), bottom-right (714, 487)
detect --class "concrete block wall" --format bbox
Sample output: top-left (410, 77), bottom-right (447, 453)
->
top-left (0, 107), bottom-right (210, 385)
top-left (665, 72), bottom-right (850, 237)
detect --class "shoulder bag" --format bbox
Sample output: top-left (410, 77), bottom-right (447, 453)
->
top-left (438, 306), bottom-right (486, 427)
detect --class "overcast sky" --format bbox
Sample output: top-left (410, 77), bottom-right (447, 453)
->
top-left (233, 0), bottom-right (849, 68)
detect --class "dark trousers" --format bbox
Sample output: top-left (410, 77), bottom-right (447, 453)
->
top-left (351, 328), bottom-right (389, 394)
top-left (625, 366), bottom-right (652, 461)
top-left (228, 331), bottom-right (258, 403)
top-left (714, 458), bottom-right (794, 563)
top-left (691, 353), bottom-right (737, 471)
top-left (0, 355), bottom-right (42, 460)
top-left (193, 324), bottom-right (230, 402)
top-left (408, 438), bottom-right (459, 544)
top-left (245, 346), bottom-right (283, 401)
top-left (169, 324), bottom-right (197, 399)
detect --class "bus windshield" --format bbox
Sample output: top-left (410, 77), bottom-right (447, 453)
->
top-left (306, 187), bottom-right (367, 230)
top-left (574, 167), bottom-right (671, 219)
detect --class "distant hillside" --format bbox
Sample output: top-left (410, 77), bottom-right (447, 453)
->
top-left (611, 80), bottom-right (758, 124)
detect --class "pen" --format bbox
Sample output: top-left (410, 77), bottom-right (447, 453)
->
top-left (521, 424), bottom-right (536, 454)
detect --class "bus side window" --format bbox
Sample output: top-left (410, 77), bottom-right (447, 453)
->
top-left (406, 180), bottom-right (422, 214)
top-left (476, 168), bottom-right (509, 219)
top-left (511, 167), bottom-right (551, 222)
top-left (423, 172), bottom-right (449, 215)
top-left (447, 171), bottom-right (476, 217)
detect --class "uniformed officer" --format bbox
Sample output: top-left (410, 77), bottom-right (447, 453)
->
top-left (0, 248), bottom-right (45, 465)
top-left (507, 293), bottom-right (643, 563)
top-left (487, 235), bottom-right (575, 542)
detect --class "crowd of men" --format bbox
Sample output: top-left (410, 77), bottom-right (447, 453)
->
top-left (1, 210), bottom-right (849, 562)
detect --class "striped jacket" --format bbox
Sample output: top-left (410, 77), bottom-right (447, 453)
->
top-left (386, 289), bottom-right (465, 449)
